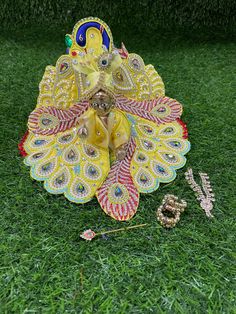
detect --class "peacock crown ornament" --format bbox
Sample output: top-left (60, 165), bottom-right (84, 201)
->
top-left (19, 17), bottom-right (190, 221)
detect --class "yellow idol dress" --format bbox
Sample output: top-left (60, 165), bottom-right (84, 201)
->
top-left (19, 17), bottom-right (190, 221)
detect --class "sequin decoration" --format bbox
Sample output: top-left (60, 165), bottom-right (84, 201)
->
top-left (65, 34), bottom-right (73, 48)
top-left (59, 62), bottom-right (69, 75)
top-left (26, 133), bottom-right (53, 150)
top-left (108, 183), bottom-right (129, 204)
top-left (141, 139), bottom-right (156, 151)
top-left (34, 139), bottom-right (47, 146)
top-left (54, 173), bottom-right (66, 186)
top-left (162, 153), bottom-right (178, 164)
top-left (85, 163), bottom-right (101, 180)
top-left (45, 167), bottom-right (71, 193)
top-left (160, 126), bottom-right (176, 136)
top-left (67, 178), bottom-right (91, 202)
top-left (62, 146), bottom-right (80, 164)
top-left (150, 161), bottom-right (175, 182)
top-left (112, 64), bottom-right (135, 91)
top-left (134, 169), bottom-right (156, 191)
top-left (32, 152), bottom-right (45, 160)
top-left (98, 53), bottom-right (111, 70)
top-left (83, 144), bottom-right (99, 159)
top-left (39, 114), bottom-right (59, 130)
top-left (34, 158), bottom-right (57, 179)
top-left (152, 162), bottom-right (167, 175)
top-left (137, 124), bottom-right (155, 136)
top-left (57, 133), bottom-right (75, 145)
top-left (169, 140), bottom-right (181, 147)
top-left (166, 140), bottom-right (182, 150)
top-left (134, 151), bottom-right (149, 164)
top-left (151, 105), bottom-right (171, 117)
top-left (56, 55), bottom-right (73, 79)
top-left (128, 53), bottom-right (145, 71)
top-left (26, 149), bottom-right (51, 165)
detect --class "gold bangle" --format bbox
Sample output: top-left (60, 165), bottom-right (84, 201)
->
top-left (157, 194), bottom-right (187, 228)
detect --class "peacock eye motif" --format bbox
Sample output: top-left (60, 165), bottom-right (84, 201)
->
top-left (108, 183), bottom-right (129, 204)
top-left (59, 62), bottom-right (69, 74)
top-left (157, 107), bottom-right (166, 113)
top-left (98, 53), bottom-right (111, 70)
top-left (83, 144), bottom-right (99, 159)
top-left (141, 139), bottom-right (156, 151)
top-left (69, 179), bottom-right (91, 200)
top-left (131, 59), bottom-right (140, 70)
top-left (57, 133), bottom-right (74, 145)
top-left (42, 118), bottom-right (52, 126)
top-left (56, 55), bottom-right (73, 78)
top-left (163, 153), bottom-right (178, 163)
top-left (160, 126), bottom-right (176, 136)
top-left (85, 163), bottom-right (101, 180)
top-left (32, 152), bottom-right (44, 159)
top-left (128, 53), bottom-right (145, 71)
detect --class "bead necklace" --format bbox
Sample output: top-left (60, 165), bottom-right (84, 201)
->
top-left (185, 168), bottom-right (215, 218)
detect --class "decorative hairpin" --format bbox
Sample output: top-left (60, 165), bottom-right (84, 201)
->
top-left (80, 223), bottom-right (148, 241)
top-left (156, 194), bottom-right (187, 228)
top-left (81, 194), bottom-right (188, 241)
top-left (185, 168), bottom-right (215, 218)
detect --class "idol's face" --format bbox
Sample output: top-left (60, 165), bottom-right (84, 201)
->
top-left (89, 90), bottom-right (115, 116)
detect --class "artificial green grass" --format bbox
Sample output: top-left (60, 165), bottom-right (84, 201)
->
top-left (0, 26), bottom-right (236, 313)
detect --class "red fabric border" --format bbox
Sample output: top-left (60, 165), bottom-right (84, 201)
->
top-left (18, 130), bottom-right (29, 157)
top-left (176, 118), bottom-right (188, 139)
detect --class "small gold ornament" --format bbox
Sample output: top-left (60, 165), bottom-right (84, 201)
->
top-left (157, 194), bottom-right (187, 228)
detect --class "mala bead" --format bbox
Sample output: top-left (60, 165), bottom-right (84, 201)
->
top-left (157, 194), bottom-right (187, 228)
